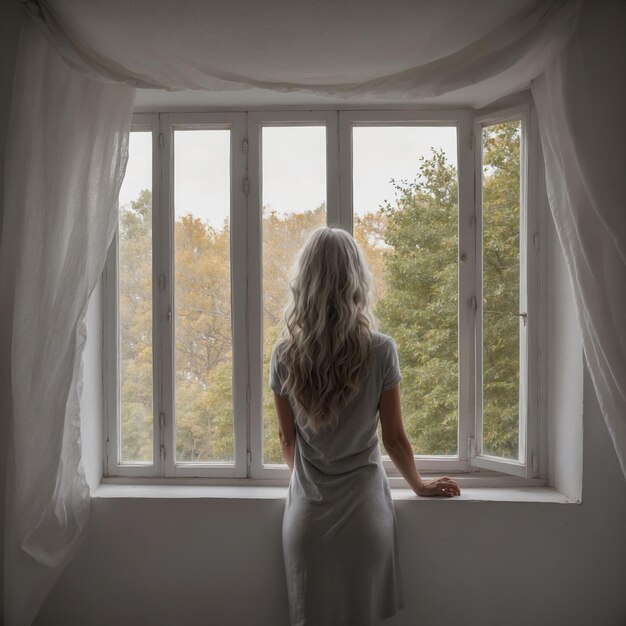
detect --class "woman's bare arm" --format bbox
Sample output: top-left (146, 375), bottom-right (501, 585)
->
top-left (274, 391), bottom-right (296, 471)
top-left (379, 385), bottom-right (460, 497)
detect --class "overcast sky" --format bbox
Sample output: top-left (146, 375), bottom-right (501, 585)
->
top-left (119, 125), bottom-right (457, 228)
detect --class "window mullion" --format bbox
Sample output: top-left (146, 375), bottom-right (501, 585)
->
top-left (457, 111), bottom-right (475, 471)
top-left (523, 102), bottom-right (542, 478)
top-left (518, 109), bottom-right (530, 469)
top-left (527, 103), bottom-right (543, 479)
top-left (103, 231), bottom-right (118, 478)
top-left (326, 111), bottom-right (341, 228)
top-left (230, 113), bottom-right (250, 478)
top-left (246, 113), bottom-right (264, 479)
top-left (337, 112), bottom-right (353, 233)
top-left (151, 115), bottom-right (163, 477)
top-left (157, 113), bottom-right (175, 477)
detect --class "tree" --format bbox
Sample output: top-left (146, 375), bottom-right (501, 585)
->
top-left (174, 214), bottom-right (233, 462)
top-left (354, 210), bottom-right (388, 308)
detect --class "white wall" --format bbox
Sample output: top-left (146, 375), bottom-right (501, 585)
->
top-left (0, 1), bottom-right (25, 621)
top-left (0, 0), bottom-right (22, 242)
top-left (80, 277), bottom-right (104, 492)
top-left (546, 197), bottom-right (584, 501)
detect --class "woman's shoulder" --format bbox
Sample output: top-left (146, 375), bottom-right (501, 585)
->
top-left (271, 337), bottom-right (287, 355)
top-left (370, 330), bottom-right (397, 351)
top-left (270, 338), bottom-right (288, 369)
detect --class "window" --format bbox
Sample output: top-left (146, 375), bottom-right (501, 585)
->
top-left (104, 104), bottom-right (541, 483)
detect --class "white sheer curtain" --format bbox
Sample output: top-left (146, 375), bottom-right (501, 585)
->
top-left (531, 0), bottom-right (626, 479)
top-left (28, 0), bottom-right (581, 106)
top-left (3, 0), bottom-right (625, 624)
top-left (0, 19), bottom-right (134, 626)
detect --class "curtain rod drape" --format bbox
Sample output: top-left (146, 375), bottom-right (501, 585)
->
top-left (23, 0), bottom-right (582, 107)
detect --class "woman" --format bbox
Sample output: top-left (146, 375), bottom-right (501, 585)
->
top-left (270, 226), bottom-right (461, 626)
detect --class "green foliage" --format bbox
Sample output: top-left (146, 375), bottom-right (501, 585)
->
top-left (119, 123), bottom-right (521, 464)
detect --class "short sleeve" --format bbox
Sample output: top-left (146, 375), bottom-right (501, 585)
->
top-left (269, 344), bottom-right (287, 395)
top-left (382, 338), bottom-right (403, 391)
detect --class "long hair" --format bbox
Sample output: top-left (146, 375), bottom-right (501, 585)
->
top-left (275, 226), bottom-right (377, 433)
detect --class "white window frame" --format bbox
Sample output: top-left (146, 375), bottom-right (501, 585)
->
top-left (103, 102), bottom-right (543, 485)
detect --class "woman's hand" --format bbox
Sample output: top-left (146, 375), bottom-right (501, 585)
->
top-left (415, 476), bottom-right (461, 498)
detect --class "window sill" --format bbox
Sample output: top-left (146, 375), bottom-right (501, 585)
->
top-left (93, 482), bottom-right (579, 504)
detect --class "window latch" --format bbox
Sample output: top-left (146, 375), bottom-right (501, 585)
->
top-left (159, 412), bottom-right (166, 463)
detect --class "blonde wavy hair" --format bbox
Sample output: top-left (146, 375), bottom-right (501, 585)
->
top-left (274, 226), bottom-right (377, 433)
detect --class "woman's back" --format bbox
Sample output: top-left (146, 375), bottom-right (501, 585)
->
top-left (271, 330), bottom-right (402, 478)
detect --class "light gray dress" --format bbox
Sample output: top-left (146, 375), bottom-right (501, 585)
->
top-left (270, 331), bottom-right (405, 626)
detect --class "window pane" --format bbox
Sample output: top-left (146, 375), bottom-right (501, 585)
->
top-left (262, 126), bottom-right (327, 464)
top-left (352, 126), bottom-right (459, 457)
top-left (118, 131), bottom-right (153, 464)
top-left (174, 129), bottom-right (234, 463)
top-left (481, 121), bottom-right (521, 459)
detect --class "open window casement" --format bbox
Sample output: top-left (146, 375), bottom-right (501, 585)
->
top-left (469, 103), bottom-right (541, 479)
